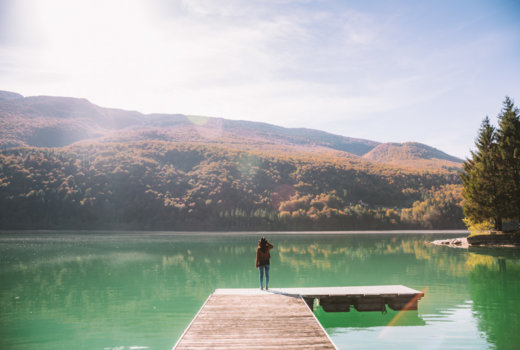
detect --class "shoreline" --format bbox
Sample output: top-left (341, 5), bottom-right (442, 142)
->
top-left (0, 229), bottom-right (469, 235)
top-left (430, 237), bottom-right (469, 248)
top-left (431, 233), bottom-right (520, 249)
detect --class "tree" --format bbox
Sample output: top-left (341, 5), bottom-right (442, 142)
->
top-left (461, 117), bottom-right (505, 230)
top-left (462, 97), bottom-right (520, 231)
top-left (496, 97), bottom-right (520, 223)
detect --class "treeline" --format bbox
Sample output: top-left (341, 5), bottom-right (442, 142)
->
top-left (0, 141), bottom-right (464, 230)
top-left (462, 97), bottom-right (520, 231)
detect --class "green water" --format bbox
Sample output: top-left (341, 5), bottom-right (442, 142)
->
top-left (1, 232), bottom-right (519, 350)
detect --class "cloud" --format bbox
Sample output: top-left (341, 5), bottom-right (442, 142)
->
top-left (2, 0), bottom-right (384, 97)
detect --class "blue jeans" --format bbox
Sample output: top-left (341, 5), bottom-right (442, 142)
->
top-left (259, 265), bottom-right (270, 289)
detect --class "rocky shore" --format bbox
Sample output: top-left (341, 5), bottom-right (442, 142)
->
top-left (431, 232), bottom-right (520, 248)
top-left (431, 237), bottom-right (469, 248)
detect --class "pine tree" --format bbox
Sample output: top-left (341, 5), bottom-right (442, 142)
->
top-left (496, 96), bottom-right (520, 223)
top-left (461, 117), bottom-right (505, 230)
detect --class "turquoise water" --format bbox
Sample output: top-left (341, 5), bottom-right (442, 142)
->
top-left (1, 232), bottom-right (519, 349)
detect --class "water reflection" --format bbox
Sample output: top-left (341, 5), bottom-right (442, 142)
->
top-left (466, 248), bottom-right (520, 350)
top-left (0, 232), bottom-right (518, 349)
top-left (315, 307), bottom-right (426, 328)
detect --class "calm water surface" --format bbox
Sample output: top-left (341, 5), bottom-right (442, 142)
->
top-left (1, 231), bottom-right (519, 350)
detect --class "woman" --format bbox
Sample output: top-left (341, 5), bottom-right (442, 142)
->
top-left (255, 237), bottom-right (274, 290)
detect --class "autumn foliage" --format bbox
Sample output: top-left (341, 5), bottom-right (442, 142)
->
top-left (0, 141), bottom-right (463, 230)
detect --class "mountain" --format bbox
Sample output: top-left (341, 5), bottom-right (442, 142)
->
top-left (0, 91), bottom-right (23, 101)
top-left (0, 93), bottom-right (145, 148)
top-left (0, 90), bottom-right (378, 156)
top-left (0, 90), bottom-right (463, 167)
top-left (362, 142), bottom-right (462, 169)
top-left (0, 90), bottom-right (465, 230)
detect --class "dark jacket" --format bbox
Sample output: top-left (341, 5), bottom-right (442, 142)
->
top-left (256, 242), bottom-right (274, 267)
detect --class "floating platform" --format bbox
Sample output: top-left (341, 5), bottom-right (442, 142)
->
top-left (173, 285), bottom-right (424, 349)
top-left (275, 285), bottom-right (424, 312)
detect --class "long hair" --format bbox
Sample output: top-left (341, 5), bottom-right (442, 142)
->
top-left (259, 237), bottom-right (267, 252)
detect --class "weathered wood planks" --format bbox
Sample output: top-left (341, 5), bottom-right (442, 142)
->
top-left (173, 292), bottom-right (336, 349)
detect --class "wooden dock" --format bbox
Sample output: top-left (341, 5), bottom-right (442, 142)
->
top-left (173, 285), bottom-right (424, 349)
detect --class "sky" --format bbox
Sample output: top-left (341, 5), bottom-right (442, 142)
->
top-left (1, 0), bottom-right (519, 158)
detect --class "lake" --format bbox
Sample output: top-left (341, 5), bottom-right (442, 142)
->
top-left (1, 231), bottom-right (519, 350)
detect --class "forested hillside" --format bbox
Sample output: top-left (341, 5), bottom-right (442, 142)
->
top-left (0, 141), bottom-right (463, 230)
top-left (0, 91), bottom-right (465, 230)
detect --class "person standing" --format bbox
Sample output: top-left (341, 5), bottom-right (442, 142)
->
top-left (256, 237), bottom-right (274, 290)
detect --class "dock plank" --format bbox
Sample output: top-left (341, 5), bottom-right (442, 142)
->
top-left (174, 293), bottom-right (336, 350)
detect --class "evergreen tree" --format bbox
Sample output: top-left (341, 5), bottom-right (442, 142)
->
top-left (496, 97), bottom-right (520, 223)
top-left (462, 117), bottom-right (505, 230)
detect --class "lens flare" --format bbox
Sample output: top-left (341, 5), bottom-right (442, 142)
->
top-left (377, 286), bottom-right (428, 339)
top-left (237, 154), bottom-right (260, 178)
top-left (187, 115), bottom-right (223, 140)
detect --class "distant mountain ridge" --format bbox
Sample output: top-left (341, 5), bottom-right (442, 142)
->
top-left (362, 142), bottom-right (462, 169)
top-left (0, 90), bottom-right (462, 166)
top-left (0, 91), bottom-right (23, 101)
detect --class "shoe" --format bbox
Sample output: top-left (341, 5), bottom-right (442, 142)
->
top-left (266, 286), bottom-right (269, 290)
top-left (260, 287), bottom-right (263, 290)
